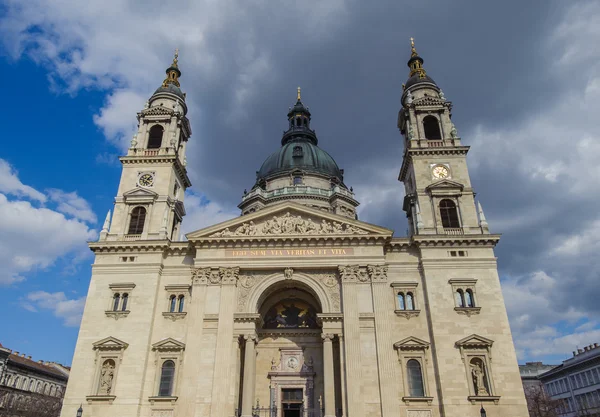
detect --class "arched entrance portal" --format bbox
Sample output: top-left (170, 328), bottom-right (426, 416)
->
top-left (256, 283), bottom-right (322, 417)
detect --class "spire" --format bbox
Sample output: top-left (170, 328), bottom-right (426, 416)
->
top-left (478, 201), bottom-right (489, 232)
top-left (297, 86), bottom-right (301, 101)
top-left (162, 49), bottom-right (182, 88)
top-left (99, 210), bottom-right (111, 241)
top-left (407, 37), bottom-right (427, 79)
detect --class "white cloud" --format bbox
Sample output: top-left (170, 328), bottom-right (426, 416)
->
top-left (46, 189), bottom-right (98, 224)
top-left (22, 291), bottom-right (86, 327)
top-left (0, 159), bottom-right (97, 285)
top-left (181, 191), bottom-right (238, 237)
top-left (0, 159), bottom-right (47, 203)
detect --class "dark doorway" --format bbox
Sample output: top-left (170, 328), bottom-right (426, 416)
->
top-left (282, 388), bottom-right (302, 417)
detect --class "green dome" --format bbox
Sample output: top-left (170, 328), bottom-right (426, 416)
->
top-left (257, 139), bottom-right (344, 182)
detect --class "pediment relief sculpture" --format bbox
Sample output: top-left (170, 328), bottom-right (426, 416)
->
top-left (209, 212), bottom-right (369, 237)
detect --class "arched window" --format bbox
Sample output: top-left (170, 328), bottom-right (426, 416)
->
top-left (439, 199), bottom-right (460, 228)
top-left (50, 386), bottom-right (56, 396)
top-left (423, 116), bottom-right (442, 140)
top-left (158, 360), bottom-right (175, 397)
top-left (37, 381), bottom-right (42, 393)
top-left (29, 380), bottom-right (35, 391)
top-left (455, 289), bottom-right (465, 308)
top-left (148, 125), bottom-right (164, 149)
top-left (169, 295), bottom-right (177, 313)
top-left (178, 295), bottom-right (185, 313)
top-left (13, 376), bottom-right (19, 388)
top-left (293, 176), bottom-right (302, 185)
top-left (128, 206), bottom-right (147, 235)
top-left (121, 293), bottom-right (129, 311)
top-left (407, 359), bottom-right (425, 397)
top-left (406, 292), bottom-right (415, 310)
top-left (113, 293), bottom-right (121, 311)
top-left (397, 293), bottom-right (406, 310)
top-left (465, 290), bottom-right (475, 308)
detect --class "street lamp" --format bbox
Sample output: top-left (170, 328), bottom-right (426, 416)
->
top-left (76, 404), bottom-right (83, 417)
top-left (480, 405), bottom-right (487, 417)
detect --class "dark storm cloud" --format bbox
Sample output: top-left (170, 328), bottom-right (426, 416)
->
top-left (3, 0), bottom-right (597, 359)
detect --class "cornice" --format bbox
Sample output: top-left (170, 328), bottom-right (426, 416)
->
top-left (191, 234), bottom-right (391, 249)
top-left (89, 240), bottom-right (171, 254)
top-left (412, 234), bottom-right (501, 248)
top-left (119, 155), bottom-right (191, 187)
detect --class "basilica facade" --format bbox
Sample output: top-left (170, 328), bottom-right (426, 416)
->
top-left (60, 43), bottom-right (528, 417)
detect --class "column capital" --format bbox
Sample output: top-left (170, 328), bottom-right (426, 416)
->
top-left (367, 264), bottom-right (388, 282)
top-left (220, 267), bottom-right (240, 285)
top-left (243, 334), bottom-right (257, 343)
top-left (321, 333), bottom-right (335, 342)
top-left (338, 265), bottom-right (369, 283)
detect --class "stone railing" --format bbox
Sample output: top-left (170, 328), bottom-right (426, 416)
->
top-left (444, 228), bottom-right (464, 235)
top-left (242, 185), bottom-right (355, 202)
top-left (123, 234), bottom-right (142, 241)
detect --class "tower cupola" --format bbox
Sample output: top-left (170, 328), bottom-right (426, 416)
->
top-left (403, 38), bottom-right (439, 92)
top-left (282, 87), bottom-right (317, 146)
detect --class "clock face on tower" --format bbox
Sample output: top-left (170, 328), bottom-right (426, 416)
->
top-left (432, 165), bottom-right (450, 179)
top-left (138, 172), bottom-right (155, 188)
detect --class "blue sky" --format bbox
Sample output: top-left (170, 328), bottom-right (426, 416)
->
top-left (1, 0), bottom-right (600, 367)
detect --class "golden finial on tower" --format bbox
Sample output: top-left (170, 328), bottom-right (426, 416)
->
top-left (410, 37), bottom-right (418, 57)
top-left (162, 48), bottom-right (182, 88)
top-left (297, 86), bottom-right (301, 101)
top-left (172, 48), bottom-right (179, 68)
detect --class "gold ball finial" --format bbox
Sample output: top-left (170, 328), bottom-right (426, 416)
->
top-left (297, 86), bottom-right (301, 101)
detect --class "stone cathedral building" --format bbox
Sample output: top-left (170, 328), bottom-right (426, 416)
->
top-left (61, 42), bottom-right (528, 417)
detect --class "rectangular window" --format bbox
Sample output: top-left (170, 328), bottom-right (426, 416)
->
top-left (282, 389), bottom-right (303, 402)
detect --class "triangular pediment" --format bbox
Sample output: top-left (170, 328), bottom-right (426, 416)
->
top-left (394, 336), bottom-right (430, 351)
top-left (455, 334), bottom-right (494, 348)
top-left (123, 187), bottom-right (159, 203)
top-left (93, 336), bottom-right (128, 351)
top-left (123, 187), bottom-right (159, 198)
top-left (187, 202), bottom-right (392, 240)
top-left (412, 95), bottom-right (446, 107)
top-left (141, 105), bottom-right (174, 117)
top-left (425, 179), bottom-right (464, 196)
top-left (152, 338), bottom-right (185, 352)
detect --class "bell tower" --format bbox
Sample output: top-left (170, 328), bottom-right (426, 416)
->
top-left (398, 39), bottom-right (489, 236)
top-left (99, 50), bottom-right (192, 242)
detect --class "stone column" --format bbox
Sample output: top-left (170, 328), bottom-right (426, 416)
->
top-left (338, 266), bottom-right (364, 417)
top-left (368, 265), bottom-right (400, 417)
top-left (241, 334), bottom-right (257, 417)
top-left (210, 267), bottom-right (240, 417)
top-left (322, 333), bottom-right (336, 417)
top-left (179, 268), bottom-right (208, 417)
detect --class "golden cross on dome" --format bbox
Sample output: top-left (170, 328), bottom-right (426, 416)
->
top-left (297, 86), bottom-right (301, 101)
top-left (172, 48), bottom-right (179, 67)
top-left (410, 37), bottom-right (418, 57)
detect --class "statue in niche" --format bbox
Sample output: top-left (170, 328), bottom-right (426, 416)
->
top-left (98, 360), bottom-right (115, 395)
top-left (470, 358), bottom-right (489, 396)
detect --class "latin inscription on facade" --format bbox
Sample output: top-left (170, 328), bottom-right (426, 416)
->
top-left (226, 248), bottom-right (354, 257)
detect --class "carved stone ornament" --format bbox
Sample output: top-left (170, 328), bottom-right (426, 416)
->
top-left (367, 264), bottom-right (388, 281)
top-left (284, 267), bottom-right (294, 280)
top-left (209, 212), bottom-right (368, 237)
top-left (220, 267), bottom-right (240, 285)
top-left (338, 265), bottom-right (361, 282)
top-left (454, 307), bottom-right (481, 317)
top-left (104, 311), bottom-right (130, 320)
top-left (314, 273), bottom-right (341, 311)
top-left (237, 272), bottom-right (262, 310)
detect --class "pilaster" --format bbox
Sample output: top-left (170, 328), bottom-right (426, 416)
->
top-left (179, 268), bottom-right (208, 417)
top-left (210, 267), bottom-right (240, 417)
top-left (338, 265), bottom-right (364, 417)
top-left (368, 265), bottom-right (400, 417)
